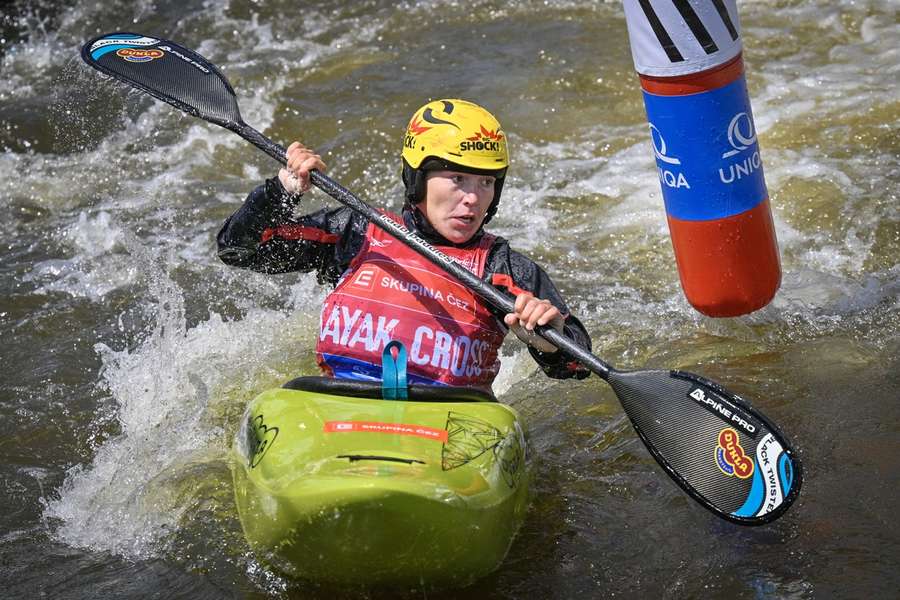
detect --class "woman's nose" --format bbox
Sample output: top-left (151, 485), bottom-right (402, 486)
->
top-left (460, 188), bottom-right (479, 204)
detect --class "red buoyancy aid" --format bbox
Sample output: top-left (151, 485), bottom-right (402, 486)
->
top-left (316, 212), bottom-right (506, 388)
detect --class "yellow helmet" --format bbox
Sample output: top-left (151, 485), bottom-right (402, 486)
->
top-left (401, 99), bottom-right (509, 223)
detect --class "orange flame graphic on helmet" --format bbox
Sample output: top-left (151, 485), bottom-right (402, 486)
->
top-left (407, 115), bottom-right (431, 136)
top-left (467, 125), bottom-right (504, 142)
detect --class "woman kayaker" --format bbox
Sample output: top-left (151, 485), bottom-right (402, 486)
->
top-left (217, 99), bottom-right (592, 389)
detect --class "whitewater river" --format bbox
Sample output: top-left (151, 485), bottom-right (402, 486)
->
top-left (1, 1), bottom-right (897, 598)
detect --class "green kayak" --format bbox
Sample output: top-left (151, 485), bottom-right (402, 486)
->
top-left (231, 376), bottom-right (529, 586)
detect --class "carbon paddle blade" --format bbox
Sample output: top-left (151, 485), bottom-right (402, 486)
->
top-left (81, 33), bottom-right (243, 128)
top-left (607, 369), bottom-right (802, 525)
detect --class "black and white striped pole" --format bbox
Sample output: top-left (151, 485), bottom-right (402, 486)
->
top-left (623, 0), bottom-right (781, 318)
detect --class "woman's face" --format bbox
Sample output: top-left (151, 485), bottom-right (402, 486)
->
top-left (421, 170), bottom-right (496, 244)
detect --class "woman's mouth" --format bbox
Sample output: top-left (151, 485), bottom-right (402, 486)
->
top-left (451, 215), bottom-right (476, 225)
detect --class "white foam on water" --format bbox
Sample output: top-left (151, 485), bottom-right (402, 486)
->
top-left (397, 0), bottom-right (619, 17)
top-left (742, 0), bottom-right (898, 292)
top-left (771, 267), bottom-right (891, 318)
top-left (24, 257), bottom-right (137, 301)
top-left (2, 0), bottom-right (382, 212)
top-left (0, 28), bottom-right (66, 101)
top-left (44, 310), bottom-right (291, 556)
top-left (64, 210), bottom-right (122, 256)
top-left (44, 240), bottom-right (321, 555)
top-left (493, 128), bottom-right (669, 255)
top-left (23, 211), bottom-right (140, 300)
top-left (493, 348), bottom-right (540, 398)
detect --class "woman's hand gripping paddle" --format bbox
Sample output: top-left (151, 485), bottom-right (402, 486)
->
top-left (81, 32), bottom-right (802, 525)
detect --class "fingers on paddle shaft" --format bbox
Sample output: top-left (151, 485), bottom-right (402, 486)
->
top-left (607, 369), bottom-right (801, 525)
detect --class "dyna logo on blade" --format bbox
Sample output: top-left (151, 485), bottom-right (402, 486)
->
top-left (116, 48), bottom-right (164, 62)
top-left (715, 428), bottom-right (754, 479)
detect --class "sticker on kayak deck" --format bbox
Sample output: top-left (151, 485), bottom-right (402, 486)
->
top-left (442, 412), bottom-right (503, 470)
top-left (324, 421), bottom-right (448, 443)
top-left (441, 412), bottom-right (524, 487)
top-left (715, 428), bottom-right (754, 479)
top-left (247, 414), bottom-right (278, 468)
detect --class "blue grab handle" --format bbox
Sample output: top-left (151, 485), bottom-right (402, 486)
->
top-left (381, 341), bottom-right (408, 400)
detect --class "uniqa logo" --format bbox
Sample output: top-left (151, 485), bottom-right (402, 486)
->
top-left (721, 112), bottom-right (757, 158)
top-left (649, 123), bottom-right (690, 189)
top-left (116, 47), bottom-right (164, 62)
top-left (649, 123), bottom-right (681, 165)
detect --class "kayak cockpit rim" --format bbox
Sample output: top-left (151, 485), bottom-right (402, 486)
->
top-left (282, 376), bottom-right (498, 402)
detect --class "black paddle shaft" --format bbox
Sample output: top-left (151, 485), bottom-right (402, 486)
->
top-left (234, 121), bottom-right (613, 379)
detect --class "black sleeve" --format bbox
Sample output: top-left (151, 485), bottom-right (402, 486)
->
top-left (485, 239), bottom-right (592, 380)
top-left (217, 177), bottom-right (368, 285)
